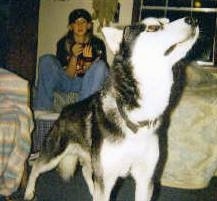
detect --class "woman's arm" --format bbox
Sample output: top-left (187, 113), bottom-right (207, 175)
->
top-left (64, 55), bottom-right (78, 77)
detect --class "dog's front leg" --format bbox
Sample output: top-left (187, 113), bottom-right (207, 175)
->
top-left (93, 173), bottom-right (118, 201)
top-left (135, 177), bottom-right (154, 201)
top-left (131, 163), bottom-right (157, 201)
top-left (93, 179), bottom-right (104, 201)
top-left (81, 163), bottom-right (94, 196)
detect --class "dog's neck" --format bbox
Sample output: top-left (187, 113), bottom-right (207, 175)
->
top-left (110, 56), bottom-right (140, 110)
top-left (116, 99), bottom-right (159, 133)
top-left (102, 57), bottom-right (174, 134)
top-left (101, 89), bottom-right (160, 134)
top-left (128, 61), bottom-right (174, 122)
top-left (111, 54), bottom-right (174, 125)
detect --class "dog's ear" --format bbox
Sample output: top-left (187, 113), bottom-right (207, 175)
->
top-left (159, 18), bottom-right (170, 25)
top-left (123, 24), bottom-right (145, 43)
top-left (102, 27), bottom-right (123, 54)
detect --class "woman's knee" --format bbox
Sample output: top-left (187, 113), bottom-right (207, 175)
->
top-left (38, 54), bottom-right (61, 73)
top-left (88, 60), bottom-right (109, 77)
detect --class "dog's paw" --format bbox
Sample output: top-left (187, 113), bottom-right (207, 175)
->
top-left (24, 190), bottom-right (35, 201)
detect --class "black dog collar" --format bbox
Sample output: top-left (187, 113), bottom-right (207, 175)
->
top-left (117, 101), bottom-right (159, 133)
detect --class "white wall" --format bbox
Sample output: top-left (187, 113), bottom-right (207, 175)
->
top-left (37, 0), bottom-right (133, 64)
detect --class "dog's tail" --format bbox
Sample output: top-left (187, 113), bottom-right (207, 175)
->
top-left (57, 154), bottom-right (78, 181)
top-left (40, 119), bottom-right (79, 181)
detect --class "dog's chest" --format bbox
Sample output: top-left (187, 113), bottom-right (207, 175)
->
top-left (100, 129), bottom-right (159, 177)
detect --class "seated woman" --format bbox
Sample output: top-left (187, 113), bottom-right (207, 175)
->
top-left (33, 8), bottom-right (109, 113)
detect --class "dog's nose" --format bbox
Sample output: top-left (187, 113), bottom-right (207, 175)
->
top-left (184, 17), bottom-right (198, 27)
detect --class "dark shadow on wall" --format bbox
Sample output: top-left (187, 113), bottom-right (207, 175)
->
top-left (0, 1), bottom-right (9, 68)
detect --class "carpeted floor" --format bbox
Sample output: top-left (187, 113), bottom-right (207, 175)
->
top-left (10, 167), bottom-right (217, 201)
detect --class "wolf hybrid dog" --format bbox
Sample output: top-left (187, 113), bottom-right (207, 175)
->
top-left (25, 17), bottom-right (199, 201)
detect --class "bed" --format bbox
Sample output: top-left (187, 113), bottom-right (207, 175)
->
top-left (0, 68), bottom-right (34, 196)
top-left (160, 64), bottom-right (217, 189)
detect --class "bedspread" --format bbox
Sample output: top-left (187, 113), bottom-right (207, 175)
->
top-left (160, 64), bottom-right (217, 189)
top-left (0, 68), bottom-right (34, 196)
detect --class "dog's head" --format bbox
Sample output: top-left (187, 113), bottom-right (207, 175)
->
top-left (102, 17), bottom-right (199, 69)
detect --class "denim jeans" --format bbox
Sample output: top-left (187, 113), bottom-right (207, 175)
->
top-left (33, 54), bottom-right (109, 110)
top-left (0, 195), bottom-right (6, 201)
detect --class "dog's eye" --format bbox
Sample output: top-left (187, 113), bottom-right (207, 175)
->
top-left (146, 25), bottom-right (161, 32)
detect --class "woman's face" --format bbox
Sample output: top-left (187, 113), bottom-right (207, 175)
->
top-left (70, 18), bottom-right (91, 37)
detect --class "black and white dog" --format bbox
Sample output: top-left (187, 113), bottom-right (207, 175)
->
top-left (25, 17), bottom-right (199, 201)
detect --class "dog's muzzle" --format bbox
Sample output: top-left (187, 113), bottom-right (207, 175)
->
top-left (164, 17), bottom-right (199, 56)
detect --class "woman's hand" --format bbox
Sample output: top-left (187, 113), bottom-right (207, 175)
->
top-left (65, 55), bottom-right (77, 77)
top-left (82, 44), bottom-right (92, 59)
top-left (71, 43), bottom-right (84, 57)
top-left (68, 43), bottom-right (93, 76)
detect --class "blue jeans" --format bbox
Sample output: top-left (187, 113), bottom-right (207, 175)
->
top-left (33, 54), bottom-right (109, 110)
top-left (0, 195), bottom-right (6, 201)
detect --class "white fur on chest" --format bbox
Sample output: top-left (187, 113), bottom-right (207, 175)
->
top-left (127, 37), bottom-right (174, 123)
top-left (100, 128), bottom-right (159, 177)
top-left (128, 61), bottom-right (173, 122)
